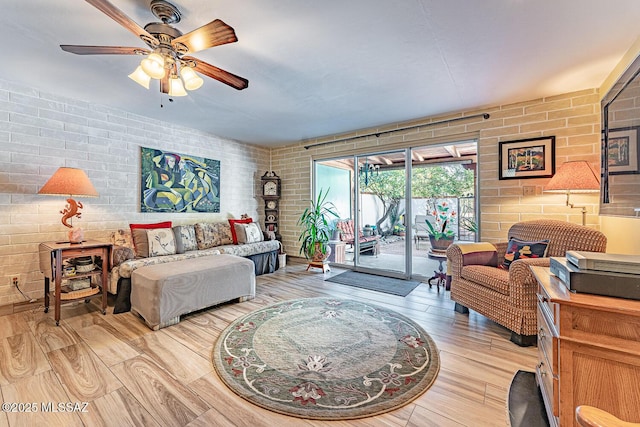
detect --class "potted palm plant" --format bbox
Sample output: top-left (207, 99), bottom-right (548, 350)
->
top-left (297, 188), bottom-right (339, 266)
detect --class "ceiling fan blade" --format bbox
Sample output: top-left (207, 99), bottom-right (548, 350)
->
top-left (172, 19), bottom-right (237, 54)
top-left (183, 56), bottom-right (248, 90)
top-left (85, 0), bottom-right (159, 46)
top-left (60, 45), bottom-right (150, 55)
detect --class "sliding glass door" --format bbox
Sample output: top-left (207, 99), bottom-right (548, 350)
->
top-left (314, 139), bottom-right (477, 280)
top-left (315, 149), bottom-right (409, 278)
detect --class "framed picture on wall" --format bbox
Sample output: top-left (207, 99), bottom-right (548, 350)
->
top-left (140, 147), bottom-right (221, 213)
top-left (606, 127), bottom-right (640, 175)
top-left (498, 136), bottom-right (555, 180)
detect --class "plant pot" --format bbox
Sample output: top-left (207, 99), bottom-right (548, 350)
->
top-left (309, 242), bottom-right (332, 263)
top-left (429, 235), bottom-right (454, 251)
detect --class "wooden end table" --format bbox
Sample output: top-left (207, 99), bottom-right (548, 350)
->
top-left (38, 240), bottom-right (111, 326)
top-left (427, 250), bottom-right (448, 291)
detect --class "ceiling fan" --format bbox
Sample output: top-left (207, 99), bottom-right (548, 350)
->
top-left (61, 0), bottom-right (248, 96)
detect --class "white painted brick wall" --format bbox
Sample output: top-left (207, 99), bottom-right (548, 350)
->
top-left (0, 79), bottom-right (269, 301)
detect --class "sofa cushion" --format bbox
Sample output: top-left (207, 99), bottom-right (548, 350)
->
top-left (461, 265), bottom-right (510, 295)
top-left (234, 222), bottom-right (264, 244)
top-left (147, 228), bottom-right (177, 257)
top-left (502, 238), bottom-right (549, 269)
top-left (217, 223), bottom-right (234, 245)
top-left (130, 221), bottom-right (172, 258)
top-left (194, 222), bottom-right (222, 249)
top-left (229, 218), bottom-right (253, 244)
top-left (173, 225), bottom-right (198, 253)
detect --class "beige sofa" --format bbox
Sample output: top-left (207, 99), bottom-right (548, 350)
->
top-left (447, 219), bottom-right (607, 346)
top-left (109, 221), bottom-right (280, 313)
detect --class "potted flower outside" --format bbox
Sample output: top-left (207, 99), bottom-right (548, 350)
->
top-left (297, 188), bottom-right (339, 268)
top-left (425, 201), bottom-right (456, 251)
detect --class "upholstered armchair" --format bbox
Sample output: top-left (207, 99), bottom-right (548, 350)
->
top-left (447, 219), bottom-right (607, 346)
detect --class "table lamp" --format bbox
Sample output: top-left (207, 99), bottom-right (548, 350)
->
top-left (543, 161), bottom-right (600, 225)
top-left (38, 167), bottom-right (99, 243)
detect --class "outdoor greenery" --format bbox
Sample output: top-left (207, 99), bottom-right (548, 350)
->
top-left (359, 164), bottom-right (474, 236)
top-left (297, 188), bottom-right (339, 259)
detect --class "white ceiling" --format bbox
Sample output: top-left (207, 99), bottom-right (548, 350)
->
top-left (2, 0), bottom-right (640, 146)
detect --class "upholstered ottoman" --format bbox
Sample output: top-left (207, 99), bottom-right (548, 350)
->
top-left (131, 254), bottom-right (256, 330)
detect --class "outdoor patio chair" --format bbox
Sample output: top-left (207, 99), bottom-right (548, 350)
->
top-left (414, 214), bottom-right (434, 249)
top-left (336, 220), bottom-right (380, 256)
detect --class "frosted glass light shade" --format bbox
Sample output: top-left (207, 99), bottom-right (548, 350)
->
top-left (128, 66), bottom-right (151, 89)
top-left (141, 53), bottom-right (165, 79)
top-left (168, 76), bottom-right (188, 97)
top-left (180, 66), bottom-right (204, 91)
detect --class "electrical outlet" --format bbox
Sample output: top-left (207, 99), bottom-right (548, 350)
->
top-left (11, 276), bottom-right (19, 287)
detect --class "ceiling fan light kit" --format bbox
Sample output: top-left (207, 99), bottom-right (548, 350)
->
top-left (61, 0), bottom-right (248, 97)
top-left (128, 65), bottom-right (151, 89)
top-left (168, 75), bottom-right (187, 97)
top-left (140, 52), bottom-right (166, 79)
top-left (180, 66), bottom-right (204, 90)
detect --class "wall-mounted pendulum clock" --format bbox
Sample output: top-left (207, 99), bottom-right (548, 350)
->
top-left (261, 171), bottom-right (281, 242)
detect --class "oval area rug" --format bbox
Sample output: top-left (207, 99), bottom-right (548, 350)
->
top-left (213, 297), bottom-right (440, 420)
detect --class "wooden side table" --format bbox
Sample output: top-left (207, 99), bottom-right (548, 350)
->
top-left (38, 240), bottom-right (111, 326)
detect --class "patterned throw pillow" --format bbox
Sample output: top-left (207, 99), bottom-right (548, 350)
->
top-left (130, 221), bottom-right (172, 258)
top-left (216, 223), bottom-right (234, 245)
top-left (146, 228), bottom-right (176, 257)
top-left (194, 222), bottom-right (223, 249)
top-left (502, 238), bottom-right (550, 269)
top-left (234, 222), bottom-right (264, 244)
top-left (173, 225), bottom-right (198, 253)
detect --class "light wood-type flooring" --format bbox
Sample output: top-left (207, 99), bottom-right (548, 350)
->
top-left (0, 259), bottom-right (537, 427)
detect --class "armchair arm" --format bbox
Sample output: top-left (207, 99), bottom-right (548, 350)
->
top-left (508, 257), bottom-right (551, 310)
top-left (576, 405), bottom-right (640, 427)
top-left (446, 242), bottom-right (499, 279)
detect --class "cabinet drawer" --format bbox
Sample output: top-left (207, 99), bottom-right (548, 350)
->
top-left (536, 344), bottom-right (559, 419)
top-left (537, 287), bottom-right (559, 334)
top-left (537, 305), bottom-right (558, 375)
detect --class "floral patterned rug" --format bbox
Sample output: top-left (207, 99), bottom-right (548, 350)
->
top-left (212, 297), bottom-right (440, 420)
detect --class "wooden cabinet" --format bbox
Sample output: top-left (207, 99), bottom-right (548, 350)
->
top-left (531, 266), bottom-right (640, 426)
top-left (39, 240), bottom-right (111, 326)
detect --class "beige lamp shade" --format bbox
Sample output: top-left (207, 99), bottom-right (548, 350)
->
top-left (38, 167), bottom-right (98, 239)
top-left (544, 161), bottom-right (600, 193)
top-left (544, 161), bottom-right (600, 226)
top-left (38, 167), bottom-right (99, 197)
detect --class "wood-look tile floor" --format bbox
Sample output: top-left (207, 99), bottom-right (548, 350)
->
top-left (0, 260), bottom-right (537, 427)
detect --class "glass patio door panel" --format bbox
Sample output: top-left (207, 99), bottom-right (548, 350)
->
top-left (353, 149), bottom-right (408, 277)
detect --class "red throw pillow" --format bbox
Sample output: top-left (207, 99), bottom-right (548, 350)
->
top-left (228, 218), bottom-right (252, 244)
top-left (130, 221), bottom-right (172, 253)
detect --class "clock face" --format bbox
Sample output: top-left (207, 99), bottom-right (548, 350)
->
top-left (266, 200), bottom-right (277, 209)
top-left (267, 214), bottom-right (276, 222)
top-left (264, 181), bottom-right (278, 196)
